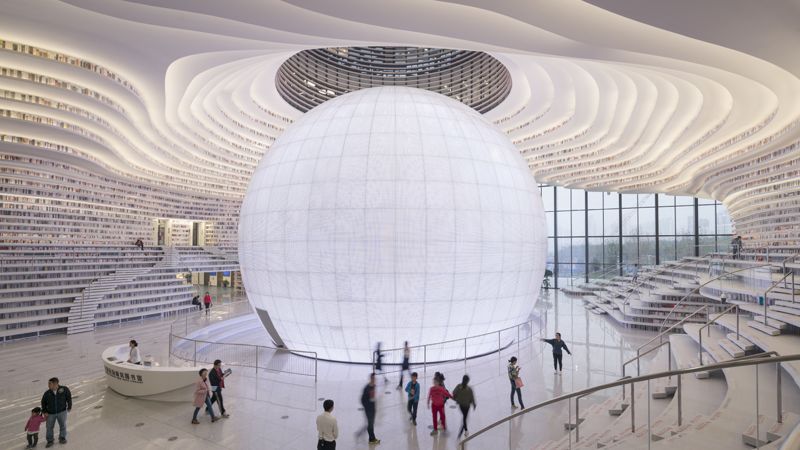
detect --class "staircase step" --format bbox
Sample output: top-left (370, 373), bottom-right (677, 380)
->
top-left (608, 402), bottom-right (629, 416)
top-left (770, 305), bottom-right (800, 317)
top-left (774, 300), bottom-right (800, 309)
top-left (752, 316), bottom-right (788, 330)
top-left (726, 333), bottom-right (756, 351)
top-left (651, 385), bottom-right (677, 399)
top-left (747, 320), bottom-right (781, 336)
top-left (563, 417), bottom-right (585, 430)
top-left (718, 339), bottom-right (745, 358)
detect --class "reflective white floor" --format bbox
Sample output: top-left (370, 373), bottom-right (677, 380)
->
top-left (0, 290), bottom-right (713, 449)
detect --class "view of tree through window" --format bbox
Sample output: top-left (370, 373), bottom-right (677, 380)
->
top-left (540, 185), bottom-right (733, 287)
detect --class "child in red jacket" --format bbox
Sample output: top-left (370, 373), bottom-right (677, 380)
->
top-left (427, 377), bottom-right (452, 435)
top-left (25, 407), bottom-right (46, 449)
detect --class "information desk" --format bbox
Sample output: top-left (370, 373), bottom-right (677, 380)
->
top-left (102, 344), bottom-right (200, 401)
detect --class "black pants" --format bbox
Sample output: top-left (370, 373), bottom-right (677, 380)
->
top-left (364, 407), bottom-right (376, 441)
top-left (459, 405), bottom-right (470, 434)
top-left (407, 399), bottom-right (418, 421)
top-left (27, 433), bottom-right (39, 447)
top-left (318, 439), bottom-right (336, 450)
top-left (553, 353), bottom-right (563, 371)
top-left (209, 389), bottom-right (225, 414)
top-left (510, 379), bottom-right (524, 408)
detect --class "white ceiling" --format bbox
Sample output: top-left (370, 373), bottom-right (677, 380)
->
top-left (1, 0), bottom-right (798, 206)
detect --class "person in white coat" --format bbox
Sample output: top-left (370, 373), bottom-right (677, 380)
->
top-left (127, 340), bottom-right (141, 364)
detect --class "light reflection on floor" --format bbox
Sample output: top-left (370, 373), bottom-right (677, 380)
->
top-left (0, 290), bottom-right (681, 449)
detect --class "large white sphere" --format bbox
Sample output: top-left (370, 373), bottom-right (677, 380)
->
top-left (239, 86), bottom-right (546, 362)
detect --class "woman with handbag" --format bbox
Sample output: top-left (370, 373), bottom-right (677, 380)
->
top-left (507, 356), bottom-right (524, 409)
top-left (191, 369), bottom-right (219, 424)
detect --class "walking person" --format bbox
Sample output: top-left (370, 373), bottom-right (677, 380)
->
top-left (404, 372), bottom-right (420, 425)
top-left (191, 369), bottom-right (219, 424)
top-left (203, 291), bottom-right (212, 316)
top-left (427, 375), bottom-right (451, 436)
top-left (316, 399), bottom-right (338, 450)
top-left (41, 377), bottom-right (71, 447)
top-left (356, 373), bottom-right (380, 445)
top-left (452, 375), bottom-right (476, 438)
top-left (541, 332), bottom-right (571, 374)
top-left (24, 407), bottom-right (46, 449)
top-left (208, 359), bottom-right (230, 418)
top-left (397, 341), bottom-right (411, 390)
top-left (373, 343), bottom-right (388, 383)
top-left (127, 339), bottom-right (141, 364)
top-left (507, 357), bottom-right (524, 409)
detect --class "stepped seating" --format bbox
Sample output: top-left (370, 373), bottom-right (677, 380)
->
top-left (0, 245), bottom-right (220, 340)
top-left (741, 413), bottom-right (800, 447)
top-left (0, 245), bottom-right (164, 340)
top-left (747, 320), bottom-right (782, 336)
top-left (566, 256), bottom-right (724, 331)
top-left (536, 327), bottom-right (799, 449)
top-left (727, 333), bottom-right (756, 352)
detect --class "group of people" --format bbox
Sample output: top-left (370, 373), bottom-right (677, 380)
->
top-left (317, 333), bottom-right (570, 447)
top-left (24, 378), bottom-right (72, 448)
top-left (191, 291), bottom-right (214, 314)
top-left (24, 333), bottom-right (569, 448)
top-left (191, 359), bottom-right (231, 424)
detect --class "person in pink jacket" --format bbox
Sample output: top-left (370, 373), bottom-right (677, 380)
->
top-left (191, 369), bottom-right (218, 424)
top-left (427, 377), bottom-right (452, 436)
top-left (24, 407), bottom-right (46, 449)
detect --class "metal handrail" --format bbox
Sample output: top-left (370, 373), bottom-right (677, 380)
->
top-left (698, 304), bottom-right (740, 365)
top-left (637, 305), bottom-right (712, 358)
top-left (169, 303), bottom-right (320, 380)
top-left (378, 317), bottom-right (537, 372)
top-left (458, 352), bottom-right (797, 449)
top-left (620, 254), bottom-right (714, 314)
top-left (171, 299), bottom-right (540, 381)
top-left (653, 261), bottom-right (781, 337)
top-left (620, 340), bottom-right (671, 402)
top-left (568, 255), bottom-right (656, 287)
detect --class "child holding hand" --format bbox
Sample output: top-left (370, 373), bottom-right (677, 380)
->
top-left (25, 407), bottom-right (46, 449)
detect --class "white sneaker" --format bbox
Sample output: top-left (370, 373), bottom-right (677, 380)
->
top-left (554, 370), bottom-right (558, 374)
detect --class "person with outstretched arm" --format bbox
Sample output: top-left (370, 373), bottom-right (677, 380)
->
top-left (541, 332), bottom-right (571, 374)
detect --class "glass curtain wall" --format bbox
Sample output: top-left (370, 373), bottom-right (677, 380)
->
top-left (540, 185), bottom-right (733, 287)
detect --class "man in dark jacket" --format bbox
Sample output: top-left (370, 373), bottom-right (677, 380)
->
top-left (41, 377), bottom-right (72, 447)
top-left (207, 359), bottom-right (230, 418)
top-left (356, 373), bottom-right (380, 445)
top-left (541, 333), bottom-right (571, 374)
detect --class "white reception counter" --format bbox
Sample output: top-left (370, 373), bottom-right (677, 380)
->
top-left (102, 344), bottom-right (201, 401)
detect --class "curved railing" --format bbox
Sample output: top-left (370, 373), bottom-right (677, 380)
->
top-left (458, 352), bottom-right (800, 449)
top-left (375, 317), bottom-right (540, 371)
top-left (167, 300), bottom-right (320, 380)
top-left (169, 298), bottom-right (547, 380)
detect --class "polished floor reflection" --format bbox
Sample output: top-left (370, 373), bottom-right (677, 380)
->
top-left (0, 290), bottom-right (722, 449)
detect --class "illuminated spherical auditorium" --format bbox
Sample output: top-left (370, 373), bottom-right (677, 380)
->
top-left (239, 86), bottom-right (546, 362)
top-left (1, 2), bottom-right (800, 449)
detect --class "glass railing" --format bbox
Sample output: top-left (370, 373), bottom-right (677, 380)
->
top-left (459, 353), bottom-right (800, 449)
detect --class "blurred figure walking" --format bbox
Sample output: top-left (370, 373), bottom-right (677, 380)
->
top-left (453, 375), bottom-right (476, 438)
